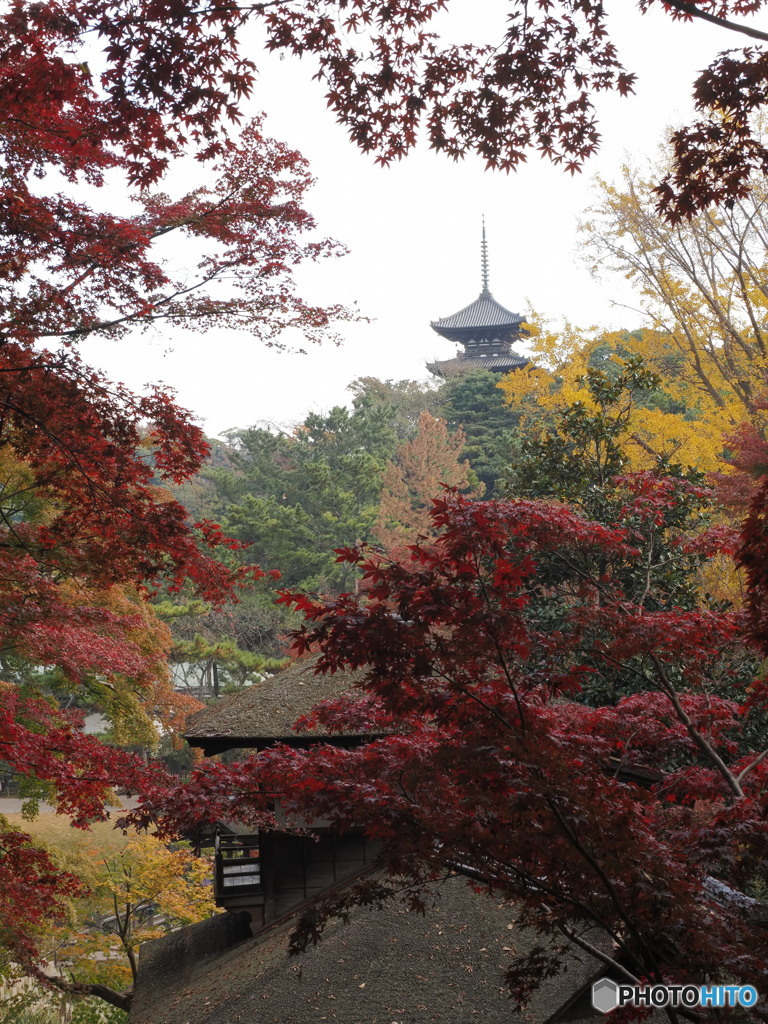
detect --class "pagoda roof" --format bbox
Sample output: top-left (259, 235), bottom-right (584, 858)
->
top-left (431, 291), bottom-right (524, 335)
top-left (427, 352), bottom-right (528, 378)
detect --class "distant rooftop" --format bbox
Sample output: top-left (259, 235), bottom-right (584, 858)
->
top-left (426, 352), bottom-right (528, 379)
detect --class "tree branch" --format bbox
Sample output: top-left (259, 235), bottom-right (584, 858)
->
top-left (555, 922), bottom-right (642, 984)
top-left (545, 794), bottom-right (659, 972)
top-left (735, 746), bottom-right (768, 785)
top-left (649, 653), bottom-right (744, 798)
top-left (656, 0), bottom-right (768, 45)
top-left (43, 973), bottom-right (133, 1012)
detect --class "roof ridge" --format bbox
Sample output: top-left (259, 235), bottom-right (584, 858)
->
top-left (431, 293), bottom-right (524, 335)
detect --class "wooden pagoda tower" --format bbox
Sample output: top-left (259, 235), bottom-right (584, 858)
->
top-left (427, 223), bottom-right (528, 378)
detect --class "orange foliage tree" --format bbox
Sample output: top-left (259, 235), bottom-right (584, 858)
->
top-left (374, 412), bottom-right (481, 557)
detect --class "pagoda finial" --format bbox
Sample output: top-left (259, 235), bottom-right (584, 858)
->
top-left (481, 216), bottom-right (490, 297)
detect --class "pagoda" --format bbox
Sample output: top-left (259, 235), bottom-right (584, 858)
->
top-left (427, 224), bottom-right (528, 378)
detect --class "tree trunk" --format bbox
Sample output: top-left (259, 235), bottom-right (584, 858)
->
top-left (44, 975), bottom-right (133, 1012)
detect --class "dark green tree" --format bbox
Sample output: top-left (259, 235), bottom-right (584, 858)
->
top-left (437, 371), bottom-right (522, 497)
top-left (218, 395), bottom-right (399, 593)
top-left (156, 596), bottom-right (288, 696)
top-left (346, 377), bottom-right (439, 442)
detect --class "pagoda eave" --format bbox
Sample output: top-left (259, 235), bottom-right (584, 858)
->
top-left (427, 354), bottom-right (529, 379)
top-left (431, 325), bottom-right (524, 345)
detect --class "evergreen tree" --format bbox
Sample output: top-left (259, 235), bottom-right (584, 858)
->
top-left (219, 395), bottom-right (400, 593)
top-left (438, 371), bottom-right (521, 496)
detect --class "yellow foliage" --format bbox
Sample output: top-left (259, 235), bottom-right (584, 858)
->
top-left (499, 323), bottom-right (739, 475)
top-left (95, 834), bottom-right (215, 927)
top-left (696, 553), bottom-right (746, 608)
top-left (582, 164), bottom-right (768, 421)
top-left (499, 315), bottom-right (598, 433)
top-left (0, 449), bottom-right (52, 526)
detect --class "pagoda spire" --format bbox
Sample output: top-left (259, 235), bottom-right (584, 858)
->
top-left (480, 217), bottom-right (490, 297)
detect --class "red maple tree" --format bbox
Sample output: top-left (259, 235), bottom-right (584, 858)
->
top-left (5, 0), bottom-right (768, 1006)
top-left (141, 484), bottom-right (768, 1008)
top-left (0, 0), bottom-right (352, 1001)
top-left (7, 0), bottom-right (768, 220)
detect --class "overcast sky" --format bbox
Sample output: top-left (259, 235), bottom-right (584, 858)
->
top-left (78, 1), bottom-right (735, 437)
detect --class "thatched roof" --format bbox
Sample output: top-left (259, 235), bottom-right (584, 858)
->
top-left (185, 655), bottom-right (375, 755)
top-left (130, 876), bottom-right (602, 1024)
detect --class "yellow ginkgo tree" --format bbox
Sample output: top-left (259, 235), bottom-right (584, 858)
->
top-left (501, 154), bottom-right (768, 478)
top-left (500, 318), bottom-right (739, 476)
top-left (580, 159), bottom-right (768, 440)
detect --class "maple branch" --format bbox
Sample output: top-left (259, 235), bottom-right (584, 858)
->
top-left (85, 0), bottom-right (287, 24)
top-left (649, 653), bottom-right (744, 799)
top-left (38, 257), bottom-right (254, 341)
top-left (656, 0), bottom-right (768, 44)
top-left (735, 746), bottom-right (768, 785)
top-left (0, 395), bottom-right (145, 536)
top-left (3, 115), bottom-right (106, 146)
top-left (0, 505), bottom-right (41, 564)
top-left (445, 855), bottom-right (636, 969)
top-left (148, 186), bottom-right (245, 240)
top-left (550, 550), bottom-right (614, 599)
top-left (452, 680), bottom-right (515, 733)
top-left (554, 922), bottom-right (642, 985)
top-left (0, 359), bottom-right (64, 373)
top-left (470, 548), bottom-right (528, 732)
top-left (0, 750), bottom-right (135, 794)
top-left (582, 644), bottom-right (748, 800)
top-left (36, 270), bottom-right (227, 340)
top-left (544, 794), bottom-right (661, 974)
top-left (637, 535), bottom-right (656, 610)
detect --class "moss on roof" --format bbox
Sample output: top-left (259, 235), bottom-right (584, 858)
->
top-left (184, 654), bottom-right (370, 750)
top-left (130, 876), bottom-right (600, 1024)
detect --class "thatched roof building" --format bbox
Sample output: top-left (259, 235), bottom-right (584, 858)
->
top-left (185, 655), bottom-right (376, 755)
top-left (131, 656), bottom-right (623, 1023)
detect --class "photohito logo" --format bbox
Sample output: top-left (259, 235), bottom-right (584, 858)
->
top-left (592, 978), bottom-right (759, 1013)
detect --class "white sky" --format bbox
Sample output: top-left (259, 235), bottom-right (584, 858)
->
top-left (77, 1), bottom-right (738, 437)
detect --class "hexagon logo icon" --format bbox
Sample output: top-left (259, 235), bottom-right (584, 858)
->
top-left (592, 978), bottom-right (619, 1014)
